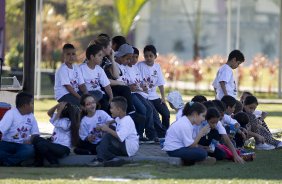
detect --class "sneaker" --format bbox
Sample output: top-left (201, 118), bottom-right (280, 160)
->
top-left (276, 142), bottom-right (282, 149)
top-left (103, 157), bottom-right (126, 167)
top-left (195, 156), bottom-right (216, 165)
top-left (87, 158), bottom-right (104, 167)
top-left (241, 152), bottom-right (256, 161)
top-left (255, 143), bottom-right (275, 150)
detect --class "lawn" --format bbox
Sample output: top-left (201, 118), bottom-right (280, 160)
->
top-left (0, 149), bottom-right (281, 184)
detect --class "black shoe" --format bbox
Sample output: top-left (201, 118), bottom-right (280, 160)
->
top-left (104, 158), bottom-right (126, 167)
top-left (74, 148), bottom-right (92, 155)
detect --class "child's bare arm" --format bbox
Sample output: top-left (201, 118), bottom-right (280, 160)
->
top-left (219, 81), bottom-right (228, 96)
top-left (64, 85), bottom-right (81, 99)
top-left (47, 104), bottom-right (59, 117)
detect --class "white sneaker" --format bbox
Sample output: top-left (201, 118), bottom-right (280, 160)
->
top-left (276, 142), bottom-right (282, 149)
top-left (255, 143), bottom-right (275, 150)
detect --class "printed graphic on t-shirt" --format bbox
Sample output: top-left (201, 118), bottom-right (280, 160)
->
top-left (12, 118), bottom-right (32, 140)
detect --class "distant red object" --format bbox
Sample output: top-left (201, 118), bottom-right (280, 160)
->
top-left (0, 102), bottom-right (11, 120)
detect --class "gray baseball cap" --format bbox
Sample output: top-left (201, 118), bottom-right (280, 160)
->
top-left (115, 44), bottom-right (134, 57)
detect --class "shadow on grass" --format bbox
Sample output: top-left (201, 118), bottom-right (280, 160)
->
top-left (0, 150), bottom-right (281, 182)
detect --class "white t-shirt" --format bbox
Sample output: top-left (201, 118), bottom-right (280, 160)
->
top-left (212, 64), bottom-right (236, 100)
top-left (79, 63), bottom-right (110, 93)
top-left (163, 116), bottom-right (194, 151)
top-left (116, 63), bottom-right (129, 84)
top-left (222, 114), bottom-right (239, 127)
top-left (137, 61), bottom-right (165, 100)
top-left (79, 110), bottom-right (113, 144)
top-left (0, 108), bottom-right (39, 144)
top-left (54, 63), bottom-right (85, 100)
top-left (125, 65), bottom-right (149, 98)
top-left (50, 113), bottom-right (71, 148)
top-left (115, 115), bottom-right (139, 156)
top-left (193, 120), bottom-right (227, 139)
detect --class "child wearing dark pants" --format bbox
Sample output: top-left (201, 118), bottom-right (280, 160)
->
top-left (33, 102), bottom-right (80, 166)
top-left (88, 97), bottom-right (139, 167)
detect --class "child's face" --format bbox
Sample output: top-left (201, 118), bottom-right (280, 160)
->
top-left (144, 51), bottom-right (156, 66)
top-left (130, 54), bottom-right (139, 65)
top-left (208, 117), bottom-right (219, 129)
top-left (240, 93), bottom-right (250, 104)
top-left (244, 103), bottom-right (258, 114)
top-left (230, 58), bottom-right (243, 69)
top-left (226, 104), bottom-right (236, 115)
top-left (91, 50), bottom-right (103, 65)
top-left (110, 102), bottom-right (122, 118)
top-left (193, 111), bottom-right (206, 125)
top-left (83, 96), bottom-right (96, 114)
top-left (63, 48), bottom-right (77, 65)
top-left (23, 99), bottom-right (34, 114)
top-left (120, 54), bottom-right (132, 66)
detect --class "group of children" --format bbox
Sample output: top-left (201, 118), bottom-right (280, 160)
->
top-left (0, 35), bottom-right (281, 167)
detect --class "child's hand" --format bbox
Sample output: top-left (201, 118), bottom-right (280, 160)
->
top-left (141, 83), bottom-right (148, 92)
top-left (57, 102), bottom-right (67, 112)
top-left (235, 123), bottom-right (240, 129)
top-left (261, 111), bottom-right (267, 120)
top-left (160, 97), bottom-right (166, 104)
top-left (129, 83), bottom-right (138, 92)
top-left (200, 125), bottom-right (211, 137)
top-left (87, 134), bottom-right (96, 142)
top-left (97, 124), bottom-right (110, 132)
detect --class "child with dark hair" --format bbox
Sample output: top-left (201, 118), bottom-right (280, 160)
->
top-left (0, 92), bottom-right (39, 166)
top-left (88, 96), bottom-right (139, 167)
top-left (212, 50), bottom-right (245, 100)
top-left (220, 95), bottom-right (240, 129)
top-left (32, 102), bottom-right (80, 166)
top-left (54, 43), bottom-right (87, 106)
top-left (137, 45), bottom-right (170, 130)
top-left (243, 95), bottom-right (282, 149)
top-left (164, 102), bottom-right (216, 165)
top-left (234, 100), bottom-right (243, 114)
top-left (74, 94), bottom-right (113, 155)
top-left (80, 44), bottom-right (113, 112)
top-left (112, 35), bottom-right (127, 51)
top-left (191, 95), bottom-right (208, 103)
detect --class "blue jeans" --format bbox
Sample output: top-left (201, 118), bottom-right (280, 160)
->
top-left (0, 141), bottom-right (35, 166)
top-left (167, 147), bottom-right (207, 163)
top-left (58, 93), bottom-right (80, 106)
top-left (133, 93), bottom-right (157, 140)
top-left (150, 98), bottom-right (170, 130)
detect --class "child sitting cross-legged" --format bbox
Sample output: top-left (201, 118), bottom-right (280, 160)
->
top-left (88, 96), bottom-right (139, 167)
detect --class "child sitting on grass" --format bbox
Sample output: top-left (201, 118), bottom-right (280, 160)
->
top-left (88, 96), bottom-right (139, 167)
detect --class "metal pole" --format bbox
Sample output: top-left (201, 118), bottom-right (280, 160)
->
top-left (279, 1), bottom-right (282, 98)
top-left (226, 0), bottom-right (231, 56)
top-left (235, 0), bottom-right (241, 50)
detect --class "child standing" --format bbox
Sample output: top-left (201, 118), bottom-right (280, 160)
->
top-left (54, 43), bottom-right (87, 106)
top-left (212, 50), bottom-right (245, 100)
top-left (79, 44), bottom-right (113, 112)
top-left (32, 102), bottom-right (80, 166)
top-left (137, 45), bottom-right (170, 130)
top-left (74, 94), bottom-right (113, 155)
top-left (0, 92), bottom-right (40, 166)
top-left (89, 96), bottom-right (139, 167)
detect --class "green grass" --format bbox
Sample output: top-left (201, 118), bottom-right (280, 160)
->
top-left (0, 149), bottom-right (281, 184)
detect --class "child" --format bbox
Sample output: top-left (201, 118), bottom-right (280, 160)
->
top-left (243, 95), bottom-right (282, 149)
top-left (74, 94), bottom-right (113, 155)
top-left (0, 92), bottom-right (40, 166)
top-left (137, 45), bottom-right (170, 130)
top-left (79, 44), bottom-right (113, 112)
top-left (163, 102), bottom-right (217, 165)
top-left (54, 43), bottom-right (87, 106)
top-left (88, 96), bottom-right (139, 167)
top-left (212, 50), bottom-right (245, 100)
top-left (191, 95), bottom-right (208, 103)
top-left (112, 35), bottom-right (127, 51)
top-left (167, 91), bottom-right (185, 121)
top-left (32, 102), bottom-right (80, 166)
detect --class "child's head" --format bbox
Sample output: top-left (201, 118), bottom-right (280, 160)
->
top-left (143, 45), bottom-right (157, 66)
top-left (16, 92), bottom-right (34, 114)
top-left (80, 94), bottom-right (97, 116)
top-left (110, 96), bottom-right (127, 118)
top-left (112, 36), bottom-right (127, 51)
top-left (95, 36), bottom-right (112, 56)
top-left (130, 47), bottom-right (139, 66)
top-left (167, 91), bottom-right (184, 110)
top-left (212, 100), bottom-right (226, 120)
top-left (233, 112), bottom-right (249, 128)
top-left (60, 103), bottom-right (80, 146)
top-left (205, 107), bottom-right (221, 129)
top-left (203, 100), bottom-right (215, 109)
top-left (62, 43), bottom-right (76, 65)
top-left (227, 50), bottom-right (245, 69)
top-left (191, 95), bottom-right (207, 103)
top-left (183, 101), bottom-right (206, 125)
top-left (243, 95), bottom-right (258, 114)
top-left (221, 95), bottom-right (237, 115)
top-left (234, 100), bottom-right (243, 114)
top-left (86, 44), bottom-right (103, 65)
top-left (115, 44), bottom-right (134, 65)
top-left (240, 91), bottom-right (253, 104)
